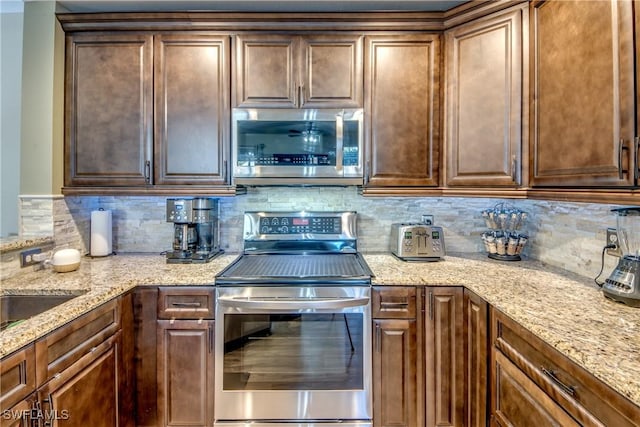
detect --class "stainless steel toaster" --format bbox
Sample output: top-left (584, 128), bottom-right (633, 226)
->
top-left (390, 223), bottom-right (445, 261)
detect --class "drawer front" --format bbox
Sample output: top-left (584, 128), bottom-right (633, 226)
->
top-left (157, 287), bottom-right (215, 319)
top-left (372, 287), bottom-right (416, 319)
top-left (35, 298), bottom-right (120, 386)
top-left (491, 308), bottom-right (639, 427)
top-left (0, 345), bottom-right (36, 411)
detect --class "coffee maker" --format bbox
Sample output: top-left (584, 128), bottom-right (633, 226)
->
top-left (166, 198), bottom-right (222, 263)
top-left (603, 207), bottom-right (640, 307)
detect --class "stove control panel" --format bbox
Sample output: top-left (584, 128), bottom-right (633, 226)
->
top-left (258, 216), bottom-right (341, 234)
top-left (243, 211), bottom-right (358, 242)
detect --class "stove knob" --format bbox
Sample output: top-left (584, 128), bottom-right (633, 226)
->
top-left (281, 226), bottom-right (289, 233)
top-left (261, 226), bottom-right (269, 233)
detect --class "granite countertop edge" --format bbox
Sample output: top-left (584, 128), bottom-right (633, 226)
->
top-left (1, 252), bottom-right (638, 409)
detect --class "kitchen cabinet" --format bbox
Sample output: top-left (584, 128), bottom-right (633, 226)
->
top-left (444, 5), bottom-right (526, 187)
top-left (0, 296), bottom-right (132, 427)
top-left (529, 0), bottom-right (637, 187)
top-left (364, 34), bottom-right (441, 188)
top-left (37, 332), bottom-right (122, 427)
top-left (64, 32), bottom-right (235, 193)
top-left (156, 287), bottom-right (215, 427)
top-left (65, 33), bottom-right (153, 187)
top-left (490, 307), bottom-right (640, 426)
top-left (372, 287), bottom-right (419, 427)
top-left (424, 287), bottom-right (464, 427)
top-left (133, 288), bottom-right (159, 427)
top-left (154, 34), bottom-right (230, 185)
top-left (234, 34), bottom-right (363, 108)
top-left (464, 289), bottom-right (489, 427)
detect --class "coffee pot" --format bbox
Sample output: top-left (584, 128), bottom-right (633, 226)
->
top-left (166, 198), bottom-right (222, 263)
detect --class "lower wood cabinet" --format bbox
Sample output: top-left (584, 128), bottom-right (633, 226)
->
top-left (490, 307), bottom-right (640, 427)
top-left (424, 287), bottom-right (465, 427)
top-left (372, 287), bottom-right (419, 427)
top-left (0, 295), bottom-right (132, 427)
top-left (37, 332), bottom-right (122, 427)
top-left (157, 320), bottom-right (215, 427)
top-left (464, 289), bottom-right (489, 427)
top-left (133, 286), bottom-right (216, 427)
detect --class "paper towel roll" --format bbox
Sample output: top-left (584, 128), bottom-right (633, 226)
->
top-left (91, 209), bottom-right (113, 257)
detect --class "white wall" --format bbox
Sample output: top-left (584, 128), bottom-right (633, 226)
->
top-left (0, 4), bottom-right (24, 237)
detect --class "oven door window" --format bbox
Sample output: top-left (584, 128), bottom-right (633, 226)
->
top-left (223, 313), bottom-right (364, 390)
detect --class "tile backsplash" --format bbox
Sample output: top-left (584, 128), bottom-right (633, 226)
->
top-left (11, 188), bottom-right (627, 280)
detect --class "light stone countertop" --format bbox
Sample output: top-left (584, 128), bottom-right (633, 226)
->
top-left (1, 252), bottom-right (639, 409)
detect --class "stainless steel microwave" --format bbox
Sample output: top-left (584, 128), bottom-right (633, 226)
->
top-left (232, 108), bottom-right (364, 185)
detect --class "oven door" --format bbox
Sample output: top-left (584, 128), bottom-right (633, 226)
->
top-left (215, 286), bottom-right (372, 423)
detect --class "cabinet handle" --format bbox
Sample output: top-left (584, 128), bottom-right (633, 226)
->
top-left (30, 401), bottom-right (42, 427)
top-left (208, 326), bottom-right (214, 353)
top-left (223, 160), bottom-right (228, 182)
top-left (41, 395), bottom-right (53, 427)
top-left (375, 323), bottom-right (381, 353)
top-left (380, 301), bottom-right (409, 309)
top-left (618, 138), bottom-right (628, 180)
top-left (300, 83), bottom-right (305, 106)
top-left (364, 161), bottom-right (370, 185)
top-left (634, 136), bottom-right (639, 182)
top-left (171, 301), bottom-right (202, 307)
top-left (144, 160), bottom-right (151, 184)
top-left (511, 155), bottom-right (517, 181)
top-left (541, 366), bottom-right (576, 396)
top-left (429, 291), bottom-right (434, 320)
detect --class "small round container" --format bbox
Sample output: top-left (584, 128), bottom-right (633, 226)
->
top-left (47, 248), bottom-right (81, 273)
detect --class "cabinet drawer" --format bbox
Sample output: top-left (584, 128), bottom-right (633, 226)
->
top-left (0, 344), bottom-right (36, 411)
top-left (157, 287), bottom-right (214, 319)
top-left (372, 287), bottom-right (416, 319)
top-left (35, 298), bottom-right (120, 386)
top-left (491, 308), bottom-right (639, 427)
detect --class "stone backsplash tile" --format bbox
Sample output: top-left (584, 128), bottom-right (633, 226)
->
top-left (5, 189), bottom-right (632, 282)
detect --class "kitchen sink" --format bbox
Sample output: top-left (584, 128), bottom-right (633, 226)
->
top-left (0, 294), bottom-right (83, 331)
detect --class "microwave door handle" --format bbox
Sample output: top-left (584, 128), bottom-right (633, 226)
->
top-left (335, 112), bottom-right (344, 173)
top-left (218, 296), bottom-right (369, 310)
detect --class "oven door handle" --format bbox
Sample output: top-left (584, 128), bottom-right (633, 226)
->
top-left (217, 296), bottom-right (369, 310)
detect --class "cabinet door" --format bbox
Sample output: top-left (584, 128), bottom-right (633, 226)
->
top-left (157, 320), bottom-right (214, 427)
top-left (425, 287), bottom-right (464, 427)
top-left (491, 350), bottom-right (579, 427)
top-left (530, 0), bottom-right (636, 187)
top-left (365, 35), bottom-right (440, 187)
top-left (373, 319), bottom-right (418, 427)
top-left (300, 35), bottom-right (363, 108)
top-left (37, 332), bottom-right (121, 427)
top-left (464, 290), bottom-right (489, 427)
top-left (234, 35), bottom-right (298, 108)
top-left (445, 7), bottom-right (525, 187)
top-left (65, 33), bottom-right (153, 186)
top-left (0, 394), bottom-right (36, 427)
top-left (154, 35), bottom-right (230, 185)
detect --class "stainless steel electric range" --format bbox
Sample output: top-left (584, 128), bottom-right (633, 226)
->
top-left (214, 211), bottom-right (373, 427)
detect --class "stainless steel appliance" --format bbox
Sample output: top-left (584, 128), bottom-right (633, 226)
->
top-left (232, 109), bottom-right (364, 185)
top-left (165, 198), bottom-right (222, 263)
top-left (603, 207), bottom-right (640, 307)
top-left (215, 211), bottom-right (373, 426)
top-left (390, 223), bottom-right (445, 261)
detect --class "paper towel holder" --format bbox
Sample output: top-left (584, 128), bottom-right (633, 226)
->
top-left (91, 208), bottom-right (113, 257)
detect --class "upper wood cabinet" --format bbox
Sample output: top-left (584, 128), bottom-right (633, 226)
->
top-left (65, 32), bottom-right (234, 192)
top-left (445, 6), bottom-right (526, 187)
top-left (365, 34), bottom-right (441, 187)
top-left (233, 34), bottom-right (363, 108)
top-left (65, 33), bottom-right (153, 187)
top-left (529, 0), bottom-right (637, 187)
top-left (154, 34), bottom-right (230, 185)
